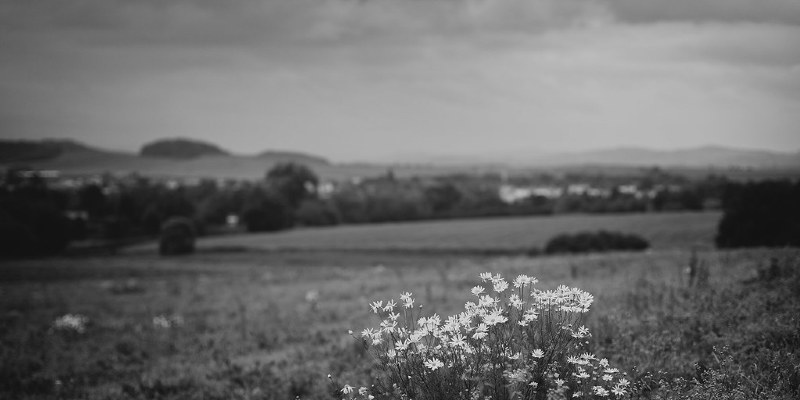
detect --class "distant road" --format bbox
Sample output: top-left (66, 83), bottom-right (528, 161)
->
top-left (130, 211), bottom-right (721, 255)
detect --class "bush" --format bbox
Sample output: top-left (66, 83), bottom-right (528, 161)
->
top-left (544, 230), bottom-right (649, 255)
top-left (338, 273), bottom-right (630, 400)
top-left (158, 217), bottom-right (196, 256)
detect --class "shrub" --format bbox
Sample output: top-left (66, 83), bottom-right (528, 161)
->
top-left (338, 273), bottom-right (630, 400)
top-left (544, 230), bottom-right (649, 255)
top-left (158, 217), bottom-right (196, 256)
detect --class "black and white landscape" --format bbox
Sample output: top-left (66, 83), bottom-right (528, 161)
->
top-left (1, 1), bottom-right (798, 400)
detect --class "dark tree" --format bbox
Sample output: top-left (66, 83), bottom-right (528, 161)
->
top-left (197, 193), bottom-right (233, 226)
top-left (78, 184), bottom-right (106, 218)
top-left (137, 188), bottom-right (196, 235)
top-left (159, 189), bottom-right (196, 219)
top-left (424, 182), bottom-right (463, 215)
top-left (295, 199), bottom-right (341, 227)
top-left (141, 205), bottom-right (163, 236)
top-left (330, 188), bottom-right (369, 223)
top-left (0, 197), bottom-right (73, 257)
top-left (716, 180), bottom-right (800, 248)
top-left (265, 163), bottom-right (319, 208)
top-left (0, 208), bottom-right (39, 258)
top-left (241, 189), bottom-right (294, 232)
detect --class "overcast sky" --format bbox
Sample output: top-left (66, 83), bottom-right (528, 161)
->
top-left (1, 0), bottom-right (799, 161)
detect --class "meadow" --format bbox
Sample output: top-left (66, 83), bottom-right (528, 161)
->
top-left (129, 211), bottom-right (721, 255)
top-left (2, 211), bottom-right (798, 399)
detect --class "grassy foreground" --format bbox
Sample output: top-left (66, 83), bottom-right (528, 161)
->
top-left (1, 247), bottom-right (797, 399)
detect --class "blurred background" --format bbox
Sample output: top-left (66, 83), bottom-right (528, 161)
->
top-left (1, 1), bottom-right (799, 399)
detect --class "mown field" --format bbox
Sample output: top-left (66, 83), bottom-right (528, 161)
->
top-left (129, 211), bottom-right (721, 255)
top-left (2, 241), bottom-right (799, 399)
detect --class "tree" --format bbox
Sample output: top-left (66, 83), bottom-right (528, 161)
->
top-left (241, 189), bottom-right (294, 232)
top-left (77, 184), bottom-right (106, 218)
top-left (424, 182), bottom-right (462, 215)
top-left (0, 213), bottom-right (38, 258)
top-left (265, 163), bottom-right (319, 208)
top-left (0, 196), bottom-right (73, 257)
top-left (716, 180), bottom-right (800, 248)
top-left (295, 199), bottom-right (341, 227)
top-left (141, 205), bottom-right (163, 236)
top-left (197, 193), bottom-right (232, 226)
top-left (138, 188), bottom-right (196, 235)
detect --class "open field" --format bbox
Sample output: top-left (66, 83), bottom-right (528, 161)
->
top-left (129, 211), bottom-right (722, 255)
top-left (1, 246), bottom-right (798, 399)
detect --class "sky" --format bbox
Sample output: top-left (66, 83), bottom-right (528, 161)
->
top-left (1, 0), bottom-right (799, 162)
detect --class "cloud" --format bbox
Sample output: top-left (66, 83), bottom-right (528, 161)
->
top-left (605, 0), bottom-right (800, 25)
top-left (4, 0), bottom-right (798, 52)
top-left (1, 0), bottom-right (606, 45)
top-left (4, 0), bottom-right (798, 72)
top-left (1, 0), bottom-right (799, 158)
top-left (0, 0), bottom-right (614, 82)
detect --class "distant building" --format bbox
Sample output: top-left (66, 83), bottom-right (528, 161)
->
top-left (226, 214), bottom-right (240, 227)
top-left (65, 210), bottom-right (89, 221)
top-left (618, 184), bottom-right (638, 195)
top-left (530, 186), bottom-right (563, 199)
top-left (566, 183), bottom-right (591, 196)
top-left (498, 184), bottom-right (533, 203)
top-left (317, 181), bottom-right (335, 198)
top-left (618, 184), bottom-right (645, 199)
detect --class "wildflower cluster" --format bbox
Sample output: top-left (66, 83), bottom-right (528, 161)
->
top-left (341, 273), bottom-right (629, 400)
top-left (52, 314), bottom-right (89, 333)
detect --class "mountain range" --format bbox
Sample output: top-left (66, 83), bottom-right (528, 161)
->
top-left (518, 146), bottom-right (800, 169)
top-left (0, 138), bottom-right (798, 181)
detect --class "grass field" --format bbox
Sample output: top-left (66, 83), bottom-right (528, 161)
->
top-left (2, 243), bottom-right (798, 399)
top-left (128, 211), bottom-right (722, 256)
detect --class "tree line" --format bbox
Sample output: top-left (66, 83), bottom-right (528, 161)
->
top-left (0, 163), bottom-right (734, 257)
top-left (716, 180), bottom-right (800, 248)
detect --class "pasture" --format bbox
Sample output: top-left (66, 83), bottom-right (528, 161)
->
top-left (2, 243), bottom-right (798, 399)
top-left (129, 211), bottom-right (722, 255)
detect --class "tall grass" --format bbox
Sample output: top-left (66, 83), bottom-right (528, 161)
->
top-left (1, 249), bottom-right (797, 399)
top-left (335, 251), bottom-right (800, 400)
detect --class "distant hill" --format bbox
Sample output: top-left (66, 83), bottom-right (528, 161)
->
top-left (0, 139), bottom-right (99, 163)
top-left (526, 146), bottom-right (800, 169)
top-left (2, 139), bottom-right (798, 181)
top-left (0, 138), bottom-right (392, 180)
top-left (401, 146), bottom-right (800, 170)
top-left (140, 138), bottom-right (230, 159)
